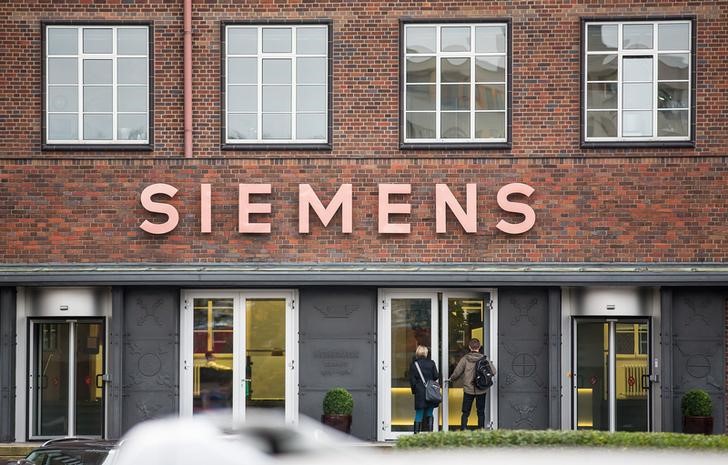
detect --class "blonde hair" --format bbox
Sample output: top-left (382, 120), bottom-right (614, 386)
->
top-left (415, 345), bottom-right (429, 359)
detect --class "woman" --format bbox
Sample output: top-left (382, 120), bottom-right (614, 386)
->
top-left (409, 344), bottom-right (439, 433)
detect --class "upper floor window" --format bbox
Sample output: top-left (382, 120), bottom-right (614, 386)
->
top-left (224, 24), bottom-right (330, 146)
top-left (402, 22), bottom-right (509, 146)
top-left (584, 20), bottom-right (693, 143)
top-left (44, 25), bottom-right (150, 146)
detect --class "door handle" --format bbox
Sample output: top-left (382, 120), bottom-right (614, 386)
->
top-left (40, 375), bottom-right (48, 390)
top-left (641, 374), bottom-right (650, 390)
top-left (96, 374), bottom-right (105, 389)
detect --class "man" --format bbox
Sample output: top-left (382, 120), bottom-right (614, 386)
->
top-left (448, 338), bottom-right (495, 430)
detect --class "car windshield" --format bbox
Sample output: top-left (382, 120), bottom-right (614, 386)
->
top-left (26, 448), bottom-right (111, 465)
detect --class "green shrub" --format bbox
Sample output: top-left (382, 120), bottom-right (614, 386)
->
top-left (323, 387), bottom-right (353, 415)
top-left (682, 389), bottom-right (713, 417)
top-left (396, 429), bottom-right (728, 450)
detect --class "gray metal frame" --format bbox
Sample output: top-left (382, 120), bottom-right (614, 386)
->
top-left (0, 287), bottom-right (17, 442)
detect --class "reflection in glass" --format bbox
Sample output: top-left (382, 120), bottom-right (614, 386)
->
top-left (296, 27), bottom-right (327, 54)
top-left (75, 322), bottom-right (104, 436)
top-left (262, 59), bottom-right (292, 84)
top-left (117, 114), bottom-right (148, 141)
top-left (391, 298), bottom-right (431, 431)
top-left (475, 57), bottom-right (505, 83)
top-left (83, 28), bottom-right (113, 54)
top-left (441, 58), bottom-right (470, 83)
top-left (228, 85), bottom-right (258, 113)
top-left (622, 83), bottom-right (652, 110)
top-left (262, 85), bottom-right (292, 112)
top-left (84, 60), bottom-right (113, 85)
top-left (406, 57), bottom-right (436, 83)
top-left (34, 323), bottom-right (70, 436)
top-left (475, 84), bottom-right (505, 111)
top-left (441, 27), bottom-right (470, 52)
top-left (228, 58), bottom-right (257, 84)
top-left (48, 114), bottom-right (79, 140)
top-left (48, 28), bottom-right (78, 55)
top-left (193, 298), bottom-right (234, 414)
top-left (406, 85), bottom-right (436, 111)
top-left (441, 85), bottom-right (470, 111)
top-left (587, 25), bottom-right (618, 51)
top-left (262, 114), bottom-right (292, 139)
top-left (615, 323), bottom-right (649, 432)
top-left (441, 112), bottom-right (470, 139)
top-left (118, 86), bottom-right (148, 113)
top-left (576, 321), bottom-right (608, 431)
top-left (228, 28), bottom-right (257, 55)
top-left (296, 58), bottom-right (327, 84)
top-left (658, 54), bottom-right (689, 81)
top-left (406, 27), bottom-right (436, 54)
top-left (623, 110), bottom-right (652, 137)
top-left (262, 28), bottom-right (292, 53)
top-left (117, 58), bottom-right (146, 85)
top-left (586, 55), bottom-right (617, 82)
top-left (622, 24), bottom-right (652, 49)
top-left (586, 111), bottom-right (617, 138)
top-left (245, 299), bottom-right (286, 409)
top-left (658, 82), bottom-right (689, 109)
top-left (48, 58), bottom-right (78, 85)
top-left (117, 28), bottom-right (148, 55)
top-left (658, 23), bottom-right (690, 51)
top-left (83, 115), bottom-right (113, 140)
top-left (586, 83), bottom-right (617, 110)
top-left (406, 112), bottom-right (436, 139)
top-left (296, 85), bottom-right (326, 112)
top-left (623, 57), bottom-right (652, 82)
top-left (475, 26), bottom-right (506, 53)
top-left (475, 112), bottom-right (505, 139)
top-left (49, 86), bottom-right (78, 112)
top-left (657, 110), bottom-right (688, 137)
top-left (228, 114), bottom-right (257, 140)
top-left (297, 113), bottom-right (327, 139)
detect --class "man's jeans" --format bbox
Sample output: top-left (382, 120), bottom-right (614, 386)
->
top-left (461, 392), bottom-right (486, 429)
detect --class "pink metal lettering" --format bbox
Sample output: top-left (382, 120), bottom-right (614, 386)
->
top-left (140, 183), bottom-right (180, 235)
top-left (201, 183), bottom-right (211, 233)
top-left (435, 183), bottom-right (477, 233)
top-left (496, 183), bottom-right (536, 234)
top-left (299, 184), bottom-right (353, 233)
top-left (378, 183), bottom-right (411, 234)
top-left (239, 184), bottom-right (272, 234)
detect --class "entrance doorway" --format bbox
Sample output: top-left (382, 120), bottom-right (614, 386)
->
top-left (180, 290), bottom-right (298, 423)
top-left (573, 318), bottom-right (651, 431)
top-left (29, 319), bottom-right (105, 439)
top-left (377, 289), bottom-right (496, 441)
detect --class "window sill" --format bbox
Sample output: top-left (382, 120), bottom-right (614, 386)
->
top-left (221, 143), bottom-right (332, 151)
top-left (400, 142), bottom-right (512, 151)
top-left (581, 140), bottom-right (695, 149)
top-left (42, 143), bottom-right (153, 152)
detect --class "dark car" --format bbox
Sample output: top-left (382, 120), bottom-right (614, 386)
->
top-left (13, 439), bottom-right (117, 465)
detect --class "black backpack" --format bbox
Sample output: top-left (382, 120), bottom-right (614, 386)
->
top-left (474, 356), bottom-right (494, 390)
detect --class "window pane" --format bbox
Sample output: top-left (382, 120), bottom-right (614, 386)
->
top-left (262, 85), bottom-right (291, 112)
top-left (406, 57), bottom-right (435, 83)
top-left (296, 57), bottom-right (326, 84)
top-left (296, 113), bottom-right (326, 139)
top-left (227, 27), bottom-right (257, 55)
top-left (475, 25), bottom-right (506, 53)
top-left (406, 27), bottom-right (435, 54)
top-left (296, 85), bottom-right (326, 112)
top-left (83, 114), bottom-right (113, 140)
top-left (623, 83), bottom-right (653, 110)
top-left (587, 24), bottom-right (618, 51)
top-left (262, 59), bottom-right (291, 84)
top-left (262, 114), bottom-right (291, 139)
top-left (441, 57), bottom-right (470, 83)
top-left (48, 58), bottom-right (78, 85)
top-left (117, 114), bottom-right (147, 140)
top-left (475, 112), bottom-right (505, 139)
top-left (658, 82), bottom-right (689, 109)
top-left (586, 111), bottom-right (617, 137)
top-left (441, 27), bottom-right (470, 52)
top-left (657, 110), bottom-right (688, 137)
top-left (228, 58), bottom-right (257, 84)
top-left (83, 86), bottom-right (113, 112)
top-left (405, 85), bottom-right (435, 111)
top-left (586, 83), bottom-right (617, 110)
top-left (228, 114), bottom-right (257, 140)
top-left (586, 55), bottom-right (617, 81)
top-left (623, 24), bottom-right (652, 49)
top-left (48, 86), bottom-right (78, 112)
top-left (117, 28), bottom-right (148, 55)
top-left (623, 57), bottom-right (652, 82)
top-left (405, 112), bottom-right (435, 139)
top-left (83, 59), bottom-right (112, 84)
top-left (48, 114), bottom-right (78, 140)
top-left (658, 23), bottom-right (690, 51)
top-left (441, 112), bottom-right (469, 139)
top-left (48, 28), bottom-right (78, 55)
top-left (118, 86), bottom-right (148, 112)
top-left (623, 110), bottom-right (652, 137)
top-left (262, 28), bottom-right (291, 53)
top-left (658, 54), bottom-right (689, 81)
top-left (475, 84), bottom-right (505, 110)
top-left (83, 28), bottom-right (112, 54)
top-left (227, 85), bottom-right (257, 112)
top-left (441, 84), bottom-right (470, 111)
top-left (296, 27), bottom-right (327, 54)
top-left (475, 56), bottom-right (505, 82)
top-left (117, 58), bottom-right (146, 84)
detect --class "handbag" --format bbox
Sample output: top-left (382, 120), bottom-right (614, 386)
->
top-left (414, 361), bottom-right (442, 404)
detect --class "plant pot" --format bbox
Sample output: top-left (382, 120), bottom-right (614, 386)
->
top-left (683, 415), bottom-right (714, 435)
top-left (321, 414), bottom-right (352, 434)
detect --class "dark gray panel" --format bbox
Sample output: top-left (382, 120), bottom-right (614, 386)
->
top-left (660, 288), bottom-right (674, 432)
top-left (547, 288), bottom-right (561, 429)
top-left (122, 287), bottom-right (179, 433)
top-left (298, 288), bottom-right (377, 441)
top-left (669, 288), bottom-right (726, 434)
top-left (107, 287), bottom-right (124, 439)
top-left (498, 288), bottom-right (550, 430)
top-left (0, 287), bottom-right (16, 442)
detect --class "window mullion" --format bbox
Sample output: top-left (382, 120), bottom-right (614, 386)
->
top-left (77, 27), bottom-right (83, 143)
top-left (617, 24), bottom-right (623, 139)
top-left (652, 25), bottom-right (658, 139)
top-left (435, 25), bottom-right (441, 141)
top-left (291, 28), bottom-right (297, 142)
top-left (470, 25), bottom-right (475, 141)
top-left (257, 27), bottom-right (263, 142)
top-left (112, 27), bottom-right (118, 143)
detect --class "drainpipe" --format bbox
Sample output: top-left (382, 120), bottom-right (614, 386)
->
top-left (184, 0), bottom-right (192, 157)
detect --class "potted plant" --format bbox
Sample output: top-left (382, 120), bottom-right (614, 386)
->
top-left (682, 389), bottom-right (714, 434)
top-left (322, 387), bottom-right (353, 434)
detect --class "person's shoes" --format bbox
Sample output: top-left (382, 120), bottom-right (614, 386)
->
top-left (413, 421), bottom-right (422, 434)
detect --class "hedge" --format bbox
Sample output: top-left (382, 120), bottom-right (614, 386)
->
top-left (396, 429), bottom-right (728, 450)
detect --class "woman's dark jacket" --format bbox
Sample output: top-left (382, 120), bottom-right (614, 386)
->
top-left (409, 357), bottom-right (439, 410)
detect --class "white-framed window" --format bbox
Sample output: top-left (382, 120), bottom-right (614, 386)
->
top-left (45, 25), bottom-right (150, 145)
top-left (224, 24), bottom-right (329, 145)
top-left (584, 20), bottom-right (692, 142)
top-left (402, 23), bottom-right (508, 144)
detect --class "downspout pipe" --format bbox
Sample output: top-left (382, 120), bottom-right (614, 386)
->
top-left (184, 0), bottom-right (192, 157)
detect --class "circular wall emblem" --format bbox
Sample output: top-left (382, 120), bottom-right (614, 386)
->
top-left (686, 355), bottom-right (711, 379)
top-left (511, 353), bottom-right (537, 377)
top-left (138, 353), bottom-right (162, 377)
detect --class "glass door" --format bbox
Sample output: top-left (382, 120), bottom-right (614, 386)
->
top-left (181, 290), bottom-right (297, 424)
top-left (573, 318), bottom-right (650, 432)
top-left (441, 292), bottom-right (491, 431)
top-left (377, 291), bottom-right (438, 441)
top-left (30, 319), bottom-right (105, 439)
